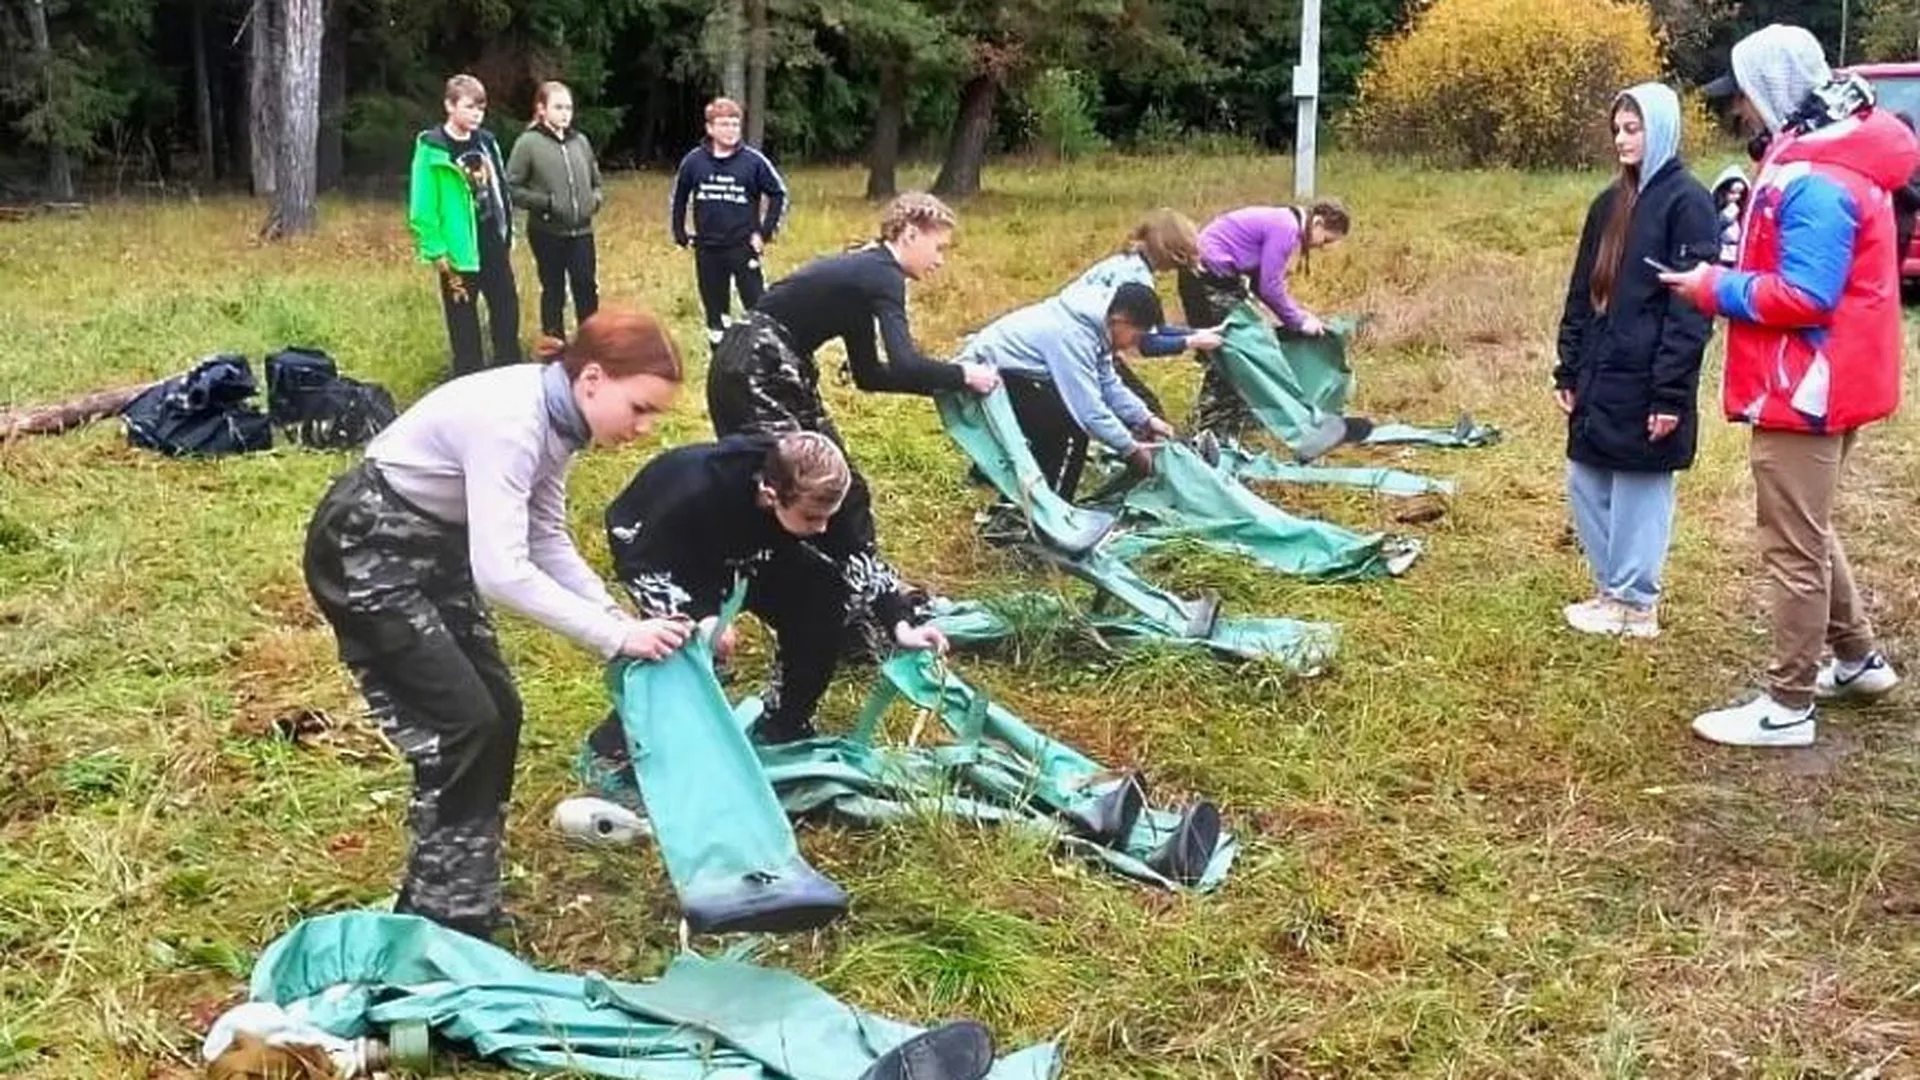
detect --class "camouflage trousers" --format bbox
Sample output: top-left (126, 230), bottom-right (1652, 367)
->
top-left (1176, 267), bottom-right (1259, 442)
top-left (706, 311), bottom-right (843, 445)
top-left (303, 461), bottom-right (522, 938)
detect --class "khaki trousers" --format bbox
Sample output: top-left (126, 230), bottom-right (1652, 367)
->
top-left (1749, 428), bottom-right (1877, 708)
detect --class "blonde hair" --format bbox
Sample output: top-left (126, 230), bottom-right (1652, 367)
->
top-left (443, 74), bottom-right (486, 107)
top-left (878, 192), bottom-right (958, 242)
top-left (764, 431), bottom-right (851, 508)
top-left (705, 97), bottom-right (744, 122)
top-left (1127, 208), bottom-right (1199, 271)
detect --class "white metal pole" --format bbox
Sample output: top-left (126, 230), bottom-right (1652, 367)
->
top-left (1294, 0), bottom-right (1322, 199)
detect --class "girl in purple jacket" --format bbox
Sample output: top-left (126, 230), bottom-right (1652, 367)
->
top-left (1179, 200), bottom-right (1351, 440)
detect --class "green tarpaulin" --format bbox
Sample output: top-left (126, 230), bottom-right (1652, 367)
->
top-left (244, 912), bottom-right (1062, 1079)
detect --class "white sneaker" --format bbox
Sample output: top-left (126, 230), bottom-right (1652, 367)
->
top-left (1563, 598), bottom-right (1660, 638)
top-left (1691, 695), bottom-right (1817, 748)
top-left (1815, 651), bottom-right (1900, 701)
top-left (1563, 597), bottom-right (1618, 635)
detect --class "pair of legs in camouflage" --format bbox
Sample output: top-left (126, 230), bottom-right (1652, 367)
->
top-left (1176, 267), bottom-right (1258, 442)
top-left (303, 461), bottom-right (523, 939)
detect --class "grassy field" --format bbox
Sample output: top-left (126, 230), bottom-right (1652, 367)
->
top-left (2, 152), bottom-right (1918, 1079)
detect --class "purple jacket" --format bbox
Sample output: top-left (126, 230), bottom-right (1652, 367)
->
top-left (1196, 206), bottom-right (1306, 328)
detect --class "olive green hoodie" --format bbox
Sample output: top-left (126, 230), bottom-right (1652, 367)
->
top-left (507, 124), bottom-right (604, 238)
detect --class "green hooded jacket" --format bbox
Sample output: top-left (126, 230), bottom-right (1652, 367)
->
top-left (407, 125), bottom-right (512, 272)
top-left (506, 124), bottom-right (603, 237)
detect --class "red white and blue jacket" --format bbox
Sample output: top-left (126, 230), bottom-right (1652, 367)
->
top-left (1680, 107), bottom-right (1918, 434)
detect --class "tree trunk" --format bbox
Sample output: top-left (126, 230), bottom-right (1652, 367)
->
top-left (745, 0), bottom-right (768, 146)
top-left (192, 0), bottom-right (217, 181)
top-left (932, 75), bottom-right (999, 198)
top-left (711, 0), bottom-right (746, 102)
top-left (262, 0), bottom-right (324, 238)
top-left (0, 381), bottom-right (162, 440)
top-left (864, 59), bottom-right (906, 200)
top-left (24, 0), bottom-right (74, 201)
top-left (246, 0), bottom-right (279, 197)
top-left (316, 3), bottom-right (346, 192)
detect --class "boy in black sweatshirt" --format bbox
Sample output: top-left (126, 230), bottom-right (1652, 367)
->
top-left (669, 97), bottom-right (790, 345)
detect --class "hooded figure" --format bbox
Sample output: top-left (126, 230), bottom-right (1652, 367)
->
top-left (1709, 164), bottom-right (1750, 267)
top-left (956, 282), bottom-right (1177, 497)
top-left (1676, 25), bottom-right (1920, 747)
top-left (1551, 82), bottom-right (1718, 639)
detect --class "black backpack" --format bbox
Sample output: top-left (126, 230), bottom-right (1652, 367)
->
top-left (122, 354), bottom-right (274, 457)
top-left (266, 347), bottom-right (398, 450)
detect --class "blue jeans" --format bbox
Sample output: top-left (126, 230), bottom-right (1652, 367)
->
top-left (1567, 461), bottom-right (1677, 610)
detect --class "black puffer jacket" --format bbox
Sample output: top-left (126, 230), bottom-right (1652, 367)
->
top-left (1554, 159), bottom-right (1719, 472)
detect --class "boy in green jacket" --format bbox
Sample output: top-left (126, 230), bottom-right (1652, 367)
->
top-left (409, 74), bottom-right (521, 375)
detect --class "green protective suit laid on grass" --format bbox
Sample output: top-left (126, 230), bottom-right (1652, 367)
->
top-left (751, 649), bottom-right (1237, 892)
top-left (924, 593), bottom-right (1337, 670)
top-left (1096, 440), bottom-right (1422, 579)
top-left (935, 387), bottom-right (1397, 663)
top-left (1213, 442), bottom-right (1456, 498)
top-left (608, 587), bottom-right (849, 935)
top-left (245, 912), bottom-right (1062, 1079)
top-left (1211, 305), bottom-right (1502, 455)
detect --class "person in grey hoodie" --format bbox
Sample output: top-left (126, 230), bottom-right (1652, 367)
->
top-left (957, 281), bottom-right (1178, 498)
top-left (508, 82), bottom-right (604, 340)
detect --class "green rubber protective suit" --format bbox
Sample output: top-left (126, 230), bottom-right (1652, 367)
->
top-left (1211, 305), bottom-right (1502, 453)
top-left (750, 650), bottom-right (1237, 892)
top-left (608, 585), bottom-right (849, 935)
top-left (245, 912), bottom-right (1063, 1079)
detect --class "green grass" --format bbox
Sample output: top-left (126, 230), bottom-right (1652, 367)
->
top-left (3, 152), bottom-right (1919, 1078)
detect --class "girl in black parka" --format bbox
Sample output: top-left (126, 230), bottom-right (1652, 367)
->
top-left (1553, 83), bottom-right (1718, 640)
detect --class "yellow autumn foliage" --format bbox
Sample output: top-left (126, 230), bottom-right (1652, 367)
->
top-left (1347, 0), bottom-right (1669, 169)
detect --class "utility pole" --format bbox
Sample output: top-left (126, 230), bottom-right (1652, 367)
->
top-left (1293, 0), bottom-right (1321, 199)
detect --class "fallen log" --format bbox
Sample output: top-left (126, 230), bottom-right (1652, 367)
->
top-left (0, 381), bottom-right (159, 439)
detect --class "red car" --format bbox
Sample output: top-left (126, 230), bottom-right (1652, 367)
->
top-left (1845, 62), bottom-right (1920, 285)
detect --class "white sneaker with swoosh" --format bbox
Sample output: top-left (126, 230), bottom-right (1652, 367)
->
top-left (1815, 652), bottom-right (1899, 701)
top-left (1692, 695), bottom-right (1817, 748)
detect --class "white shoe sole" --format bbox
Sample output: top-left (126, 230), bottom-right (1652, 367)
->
top-left (1816, 672), bottom-right (1900, 701)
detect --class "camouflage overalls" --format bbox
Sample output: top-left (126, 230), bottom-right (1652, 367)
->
top-left (706, 310), bottom-right (841, 445)
top-left (1177, 267), bottom-right (1259, 442)
top-left (303, 460), bottom-right (521, 938)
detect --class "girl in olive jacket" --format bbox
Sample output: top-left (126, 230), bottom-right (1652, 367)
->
top-left (508, 82), bottom-right (605, 339)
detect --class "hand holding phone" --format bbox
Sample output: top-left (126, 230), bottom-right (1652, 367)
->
top-left (1642, 255), bottom-right (1678, 275)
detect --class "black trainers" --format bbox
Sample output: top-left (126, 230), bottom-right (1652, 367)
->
top-left (860, 1020), bottom-right (996, 1080)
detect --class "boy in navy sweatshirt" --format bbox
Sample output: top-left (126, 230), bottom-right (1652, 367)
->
top-left (669, 97), bottom-right (790, 345)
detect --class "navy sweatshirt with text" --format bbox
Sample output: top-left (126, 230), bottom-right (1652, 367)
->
top-left (669, 143), bottom-right (789, 249)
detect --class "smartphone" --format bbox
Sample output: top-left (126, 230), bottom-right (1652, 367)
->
top-left (1642, 255), bottom-right (1678, 274)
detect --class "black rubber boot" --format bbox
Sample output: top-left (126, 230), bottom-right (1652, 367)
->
top-left (1144, 800), bottom-right (1222, 886)
top-left (1062, 773), bottom-right (1147, 846)
top-left (860, 1020), bottom-right (996, 1080)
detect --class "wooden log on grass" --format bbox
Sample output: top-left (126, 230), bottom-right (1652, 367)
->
top-left (0, 382), bottom-right (158, 440)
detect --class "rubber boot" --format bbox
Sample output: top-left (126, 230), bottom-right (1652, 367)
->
top-left (1144, 801), bottom-right (1222, 886)
top-left (1061, 773), bottom-right (1147, 846)
top-left (859, 1020), bottom-right (996, 1080)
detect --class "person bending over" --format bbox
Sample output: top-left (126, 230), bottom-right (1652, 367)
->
top-left (958, 282), bottom-right (1176, 499)
top-left (303, 310), bottom-right (688, 941)
top-left (578, 432), bottom-right (949, 793)
top-left (1064, 208), bottom-right (1225, 416)
top-left (707, 191), bottom-right (998, 443)
top-left (1179, 200), bottom-right (1351, 440)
